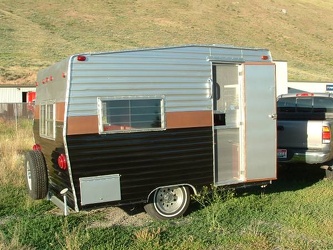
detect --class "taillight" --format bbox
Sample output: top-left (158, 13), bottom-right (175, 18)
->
top-left (33, 144), bottom-right (41, 151)
top-left (296, 93), bottom-right (314, 97)
top-left (322, 126), bottom-right (331, 144)
top-left (77, 55), bottom-right (87, 61)
top-left (58, 154), bottom-right (68, 170)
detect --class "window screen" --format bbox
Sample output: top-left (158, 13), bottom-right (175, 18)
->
top-left (98, 97), bottom-right (164, 133)
top-left (40, 102), bottom-right (55, 139)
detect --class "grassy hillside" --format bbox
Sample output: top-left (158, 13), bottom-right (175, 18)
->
top-left (0, 0), bottom-right (332, 85)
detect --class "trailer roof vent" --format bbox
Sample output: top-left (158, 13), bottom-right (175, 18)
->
top-left (77, 55), bottom-right (87, 61)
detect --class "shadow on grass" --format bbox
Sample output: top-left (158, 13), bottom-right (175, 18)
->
top-left (231, 163), bottom-right (327, 200)
top-left (267, 163), bottom-right (326, 193)
top-left (186, 163), bottom-right (327, 217)
top-left (109, 164), bottom-right (327, 218)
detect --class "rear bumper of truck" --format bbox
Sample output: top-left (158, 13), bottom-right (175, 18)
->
top-left (277, 148), bottom-right (332, 164)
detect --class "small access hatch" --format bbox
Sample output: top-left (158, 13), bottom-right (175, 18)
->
top-left (80, 174), bottom-right (121, 205)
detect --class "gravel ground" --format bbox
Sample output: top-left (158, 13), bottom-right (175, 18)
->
top-left (45, 205), bottom-right (153, 228)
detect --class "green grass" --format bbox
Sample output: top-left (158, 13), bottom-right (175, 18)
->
top-left (1, 120), bottom-right (333, 249)
top-left (0, 0), bottom-right (332, 84)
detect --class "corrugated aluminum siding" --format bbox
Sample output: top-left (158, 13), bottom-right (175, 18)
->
top-left (67, 45), bottom-right (271, 117)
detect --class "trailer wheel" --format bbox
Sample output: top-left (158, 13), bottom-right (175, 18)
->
top-left (24, 150), bottom-right (48, 200)
top-left (144, 185), bottom-right (190, 220)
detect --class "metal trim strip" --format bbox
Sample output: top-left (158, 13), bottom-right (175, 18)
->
top-left (63, 56), bottom-right (79, 212)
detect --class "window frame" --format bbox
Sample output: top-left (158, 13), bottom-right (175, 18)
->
top-left (39, 101), bottom-right (56, 140)
top-left (97, 96), bottom-right (166, 134)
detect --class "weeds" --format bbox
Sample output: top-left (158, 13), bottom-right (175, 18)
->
top-left (55, 219), bottom-right (90, 250)
top-left (132, 227), bottom-right (162, 249)
top-left (193, 185), bottom-right (235, 231)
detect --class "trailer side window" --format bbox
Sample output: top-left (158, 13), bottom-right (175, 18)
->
top-left (98, 97), bottom-right (165, 133)
top-left (40, 102), bottom-right (55, 139)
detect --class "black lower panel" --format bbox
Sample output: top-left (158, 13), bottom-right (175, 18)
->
top-left (66, 127), bottom-right (213, 209)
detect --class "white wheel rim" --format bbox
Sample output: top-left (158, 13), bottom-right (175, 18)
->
top-left (154, 186), bottom-right (187, 217)
top-left (26, 160), bottom-right (32, 190)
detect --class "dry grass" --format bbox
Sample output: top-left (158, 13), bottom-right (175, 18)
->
top-left (0, 0), bottom-right (332, 84)
top-left (0, 120), bottom-right (33, 187)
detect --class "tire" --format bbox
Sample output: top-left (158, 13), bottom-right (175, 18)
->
top-left (144, 185), bottom-right (190, 220)
top-left (24, 150), bottom-right (48, 200)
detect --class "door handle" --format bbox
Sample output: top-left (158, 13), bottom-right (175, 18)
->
top-left (269, 114), bottom-right (277, 120)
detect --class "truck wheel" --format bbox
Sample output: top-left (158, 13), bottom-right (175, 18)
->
top-left (24, 150), bottom-right (48, 200)
top-left (144, 185), bottom-right (190, 220)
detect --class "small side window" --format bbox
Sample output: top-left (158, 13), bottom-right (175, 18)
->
top-left (40, 101), bottom-right (56, 139)
top-left (98, 97), bottom-right (165, 133)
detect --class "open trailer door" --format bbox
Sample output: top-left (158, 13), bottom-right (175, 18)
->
top-left (243, 63), bottom-right (277, 180)
top-left (213, 63), bottom-right (276, 185)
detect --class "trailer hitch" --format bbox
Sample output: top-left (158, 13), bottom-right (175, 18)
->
top-left (60, 188), bottom-right (69, 216)
top-left (320, 165), bottom-right (333, 171)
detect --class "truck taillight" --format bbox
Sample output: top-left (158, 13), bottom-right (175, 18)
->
top-left (296, 93), bottom-right (314, 97)
top-left (322, 126), bottom-right (331, 144)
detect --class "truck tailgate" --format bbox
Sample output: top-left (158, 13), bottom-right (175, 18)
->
top-left (277, 120), bottom-right (324, 149)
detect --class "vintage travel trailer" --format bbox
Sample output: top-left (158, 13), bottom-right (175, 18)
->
top-left (25, 45), bottom-right (277, 219)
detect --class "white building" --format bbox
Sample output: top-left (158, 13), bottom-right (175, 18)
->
top-left (275, 61), bottom-right (333, 96)
top-left (0, 85), bottom-right (36, 103)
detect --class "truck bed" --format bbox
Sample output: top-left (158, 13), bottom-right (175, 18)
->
top-left (277, 93), bottom-right (333, 165)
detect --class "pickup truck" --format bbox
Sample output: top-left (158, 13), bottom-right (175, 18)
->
top-left (277, 92), bottom-right (333, 179)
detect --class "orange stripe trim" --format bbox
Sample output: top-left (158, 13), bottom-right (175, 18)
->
top-left (67, 116), bottom-right (99, 135)
top-left (56, 102), bottom-right (65, 122)
top-left (66, 111), bottom-right (212, 135)
top-left (34, 105), bottom-right (40, 119)
top-left (34, 102), bottom-right (65, 121)
top-left (166, 111), bottom-right (212, 129)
